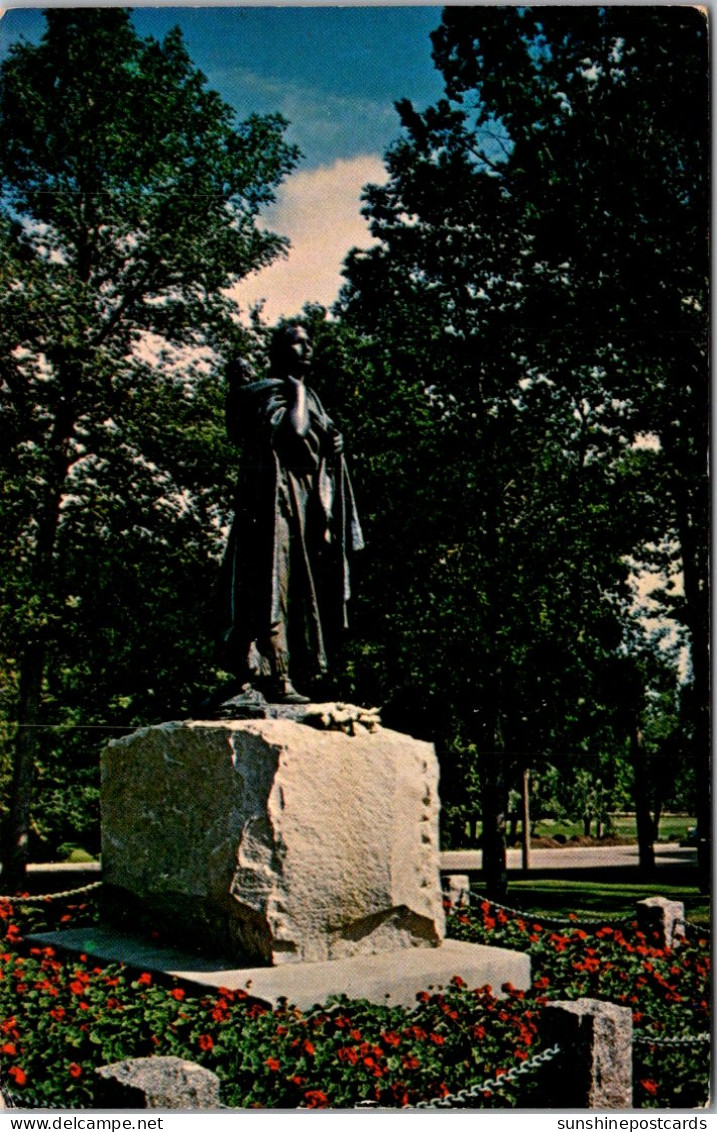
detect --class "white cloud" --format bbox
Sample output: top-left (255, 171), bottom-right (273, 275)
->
top-left (235, 153), bottom-right (384, 323)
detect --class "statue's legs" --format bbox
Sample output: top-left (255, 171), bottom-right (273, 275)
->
top-left (266, 507), bottom-right (309, 704)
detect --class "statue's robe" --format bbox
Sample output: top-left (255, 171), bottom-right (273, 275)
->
top-left (220, 377), bottom-right (363, 683)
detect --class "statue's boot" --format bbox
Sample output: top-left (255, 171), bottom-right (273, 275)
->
top-left (268, 678), bottom-right (310, 705)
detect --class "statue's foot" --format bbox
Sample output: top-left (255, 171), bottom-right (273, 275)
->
top-left (267, 678), bottom-right (310, 705)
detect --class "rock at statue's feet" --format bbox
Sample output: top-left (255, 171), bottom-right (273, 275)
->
top-left (203, 683), bottom-right (381, 733)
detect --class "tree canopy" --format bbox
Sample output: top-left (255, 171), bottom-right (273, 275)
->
top-left (332, 5), bottom-right (708, 891)
top-left (0, 8), bottom-right (299, 882)
top-left (0, 7), bottom-right (708, 894)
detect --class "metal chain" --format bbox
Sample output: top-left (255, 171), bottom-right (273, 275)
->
top-left (412, 1043), bottom-right (562, 1108)
top-left (455, 891), bottom-right (707, 936)
top-left (459, 890), bottom-right (632, 929)
top-left (0, 880), bottom-right (103, 904)
top-left (634, 1033), bottom-right (710, 1046)
top-left (683, 919), bottom-right (711, 936)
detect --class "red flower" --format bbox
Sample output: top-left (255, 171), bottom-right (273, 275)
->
top-left (337, 1047), bottom-right (358, 1065)
top-left (1, 1042), bottom-right (16, 1056)
top-left (402, 1056), bottom-right (420, 1070)
top-left (68, 1063), bottom-right (82, 1079)
top-left (450, 975), bottom-right (466, 988)
top-left (5, 926), bottom-right (21, 943)
top-left (137, 973), bottom-right (152, 987)
top-left (381, 1031), bottom-right (401, 1047)
top-left (50, 1007), bottom-right (65, 1022)
top-left (265, 1057), bottom-right (281, 1071)
top-left (8, 1066), bottom-right (26, 1086)
top-left (362, 1056), bottom-right (384, 1077)
top-left (198, 1034), bottom-right (214, 1052)
top-left (304, 1089), bottom-right (329, 1108)
top-left (429, 1033), bottom-right (445, 1046)
top-left (69, 980), bottom-right (86, 996)
top-left (302, 1039), bottom-right (316, 1057)
top-left (640, 1079), bottom-right (659, 1097)
top-left (169, 988), bottom-right (185, 1001)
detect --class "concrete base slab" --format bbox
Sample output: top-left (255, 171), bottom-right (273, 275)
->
top-left (29, 928), bottom-right (530, 1010)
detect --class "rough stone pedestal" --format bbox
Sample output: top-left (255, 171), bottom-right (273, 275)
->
top-left (102, 719), bottom-right (445, 966)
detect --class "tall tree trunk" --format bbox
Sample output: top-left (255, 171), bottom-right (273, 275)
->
top-left (664, 425), bottom-right (710, 893)
top-left (521, 766), bottom-right (531, 870)
top-left (2, 386), bottom-right (76, 889)
top-left (631, 721), bottom-right (656, 874)
top-left (480, 743), bottom-right (507, 901)
top-left (3, 641), bottom-right (45, 890)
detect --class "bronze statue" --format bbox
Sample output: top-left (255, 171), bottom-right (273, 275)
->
top-left (220, 325), bottom-right (363, 704)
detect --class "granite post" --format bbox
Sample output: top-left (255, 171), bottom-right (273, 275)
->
top-left (541, 999), bottom-right (633, 1109)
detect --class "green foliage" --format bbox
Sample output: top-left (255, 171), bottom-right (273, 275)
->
top-left (0, 9), bottom-right (299, 860)
top-left (451, 900), bottom-right (710, 1109)
top-left (332, 7), bottom-right (708, 872)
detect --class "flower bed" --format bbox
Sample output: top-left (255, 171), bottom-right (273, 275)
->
top-left (450, 899), bottom-right (710, 1108)
top-left (0, 892), bottom-right (709, 1109)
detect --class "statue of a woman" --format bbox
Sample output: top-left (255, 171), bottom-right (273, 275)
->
top-left (220, 325), bottom-right (363, 704)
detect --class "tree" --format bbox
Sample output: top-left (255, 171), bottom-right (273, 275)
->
top-left (0, 9), bottom-right (299, 886)
top-left (431, 4), bottom-right (709, 886)
top-left (333, 6), bottom-right (707, 892)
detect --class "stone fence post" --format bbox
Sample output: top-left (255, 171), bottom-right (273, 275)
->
top-left (444, 873), bottom-right (471, 907)
top-left (540, 998), bottom-right (633, 1109)
top-left (635, 896), bottom-right (685, 949)
top-left (94, 1057), bottom-right (221, 1109)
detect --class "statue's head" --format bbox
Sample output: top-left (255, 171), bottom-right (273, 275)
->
top-left (269, 324), bottom-right (313, 374)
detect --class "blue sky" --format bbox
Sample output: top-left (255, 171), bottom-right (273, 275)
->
top-left (2, 7), bottom-right (444, 168)
top-left (0, 6), bottom-right (445, 318)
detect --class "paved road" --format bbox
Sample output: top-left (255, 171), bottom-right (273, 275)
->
top-left (441, 842), bottom-right (697, 873)
top-left (6, 844), bottom-right (696, 894)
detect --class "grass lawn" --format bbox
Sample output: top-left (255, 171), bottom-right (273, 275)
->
top-left (465, 874), bottom-right (710, 926)
top-left (454, 814), bottom-right (694, 846)
top-left (531, 814), bottom-right (694, 843)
